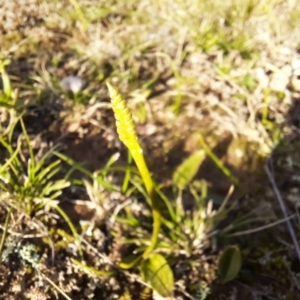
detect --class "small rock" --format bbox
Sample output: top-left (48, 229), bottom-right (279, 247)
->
top-left (287, 193), bottom-right (300, 207)
top-left (281, 65), bottom-right (292, 77)
top-left (292, 59), bottom-right (300, 70)
top-left (255, 67), bottom-right (269, 88)
top-left (269, 70), bottom-right (289, 92)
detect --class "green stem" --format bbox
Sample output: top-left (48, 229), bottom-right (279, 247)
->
top-left (106, 82), bottom-right (162, 260)
top-left (0, 207), bottom-right (13, 258)
top-left (131, 150), bottom-right (161, 259)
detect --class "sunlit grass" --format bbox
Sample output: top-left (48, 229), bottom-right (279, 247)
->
top-left (0, 0), bottom-right (300, 298)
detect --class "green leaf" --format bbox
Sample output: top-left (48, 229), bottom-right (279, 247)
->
top-left (140, 253), bottom-right (174, 297)
top-left (218, 245), bottom-right (242, 284)
top-left (119, 254), bottom-right (142, 270)
top-left (71, 258), bottom-right (115, 277)
top-left (172, 150), bottom-right (206, 190)
top-left (0, 60), bottom-right (12, 99)
top-left (241, 74), bottom-right (257, 91)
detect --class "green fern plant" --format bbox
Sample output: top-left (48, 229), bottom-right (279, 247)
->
top-left (106, 82), bottom-right (162, 261)
top-left (107, 83), bottom-right (174, 297)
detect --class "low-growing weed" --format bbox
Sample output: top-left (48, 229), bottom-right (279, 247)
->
top-left (0, 117), bottom-right (70, 215)
top-left (106, 83), bottom-right (247, 297)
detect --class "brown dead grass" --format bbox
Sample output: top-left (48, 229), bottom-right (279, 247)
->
top-left (1, 0), bottom-right (300, 299)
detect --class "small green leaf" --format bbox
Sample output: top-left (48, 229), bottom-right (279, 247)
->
top-left (71, 258), bottom-right (115, 277)
top-left (173, 150), bottom-right (206, 190)
top-left (0, 59), bottom-right (12, 99)
top-left (218, 245), bottom-right (242, 284)
top-left (119, 254), bottom-right (142, 269)
top-left (140, 253), bottom-right (174, 297)
top-left (241, 74), bottom-right (257, 91)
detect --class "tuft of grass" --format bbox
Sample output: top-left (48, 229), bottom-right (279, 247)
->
top-left (0, 117), bottom-right (70, 214)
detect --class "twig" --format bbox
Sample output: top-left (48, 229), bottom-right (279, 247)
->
top-left (40, 271), bottom-right (72, 300)
top-left (265, 152), bottom-right (300, 262)
top-left (227, 214), bottom-right (296, 237)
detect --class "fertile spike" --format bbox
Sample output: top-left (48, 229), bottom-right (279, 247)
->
top-left (106, 82), bottom-right (161, 262)
top-left (106, 82), bottom-right (141, 152)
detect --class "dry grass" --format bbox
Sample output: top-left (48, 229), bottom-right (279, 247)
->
top-left (1, 0), bottom-right (300, 299)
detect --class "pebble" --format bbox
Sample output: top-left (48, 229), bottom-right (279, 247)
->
top-left (269, 70), bottom-right (289, 92)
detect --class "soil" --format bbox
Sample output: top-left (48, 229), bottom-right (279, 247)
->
top-left (1, 1), bottom-right (300, 299)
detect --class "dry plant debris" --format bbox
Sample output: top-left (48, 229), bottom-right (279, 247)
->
top-left (1, 0), bottom-right (300, 299)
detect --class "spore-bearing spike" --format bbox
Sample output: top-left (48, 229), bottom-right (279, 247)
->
top-left (107, 82), bottom-right (140, 152)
